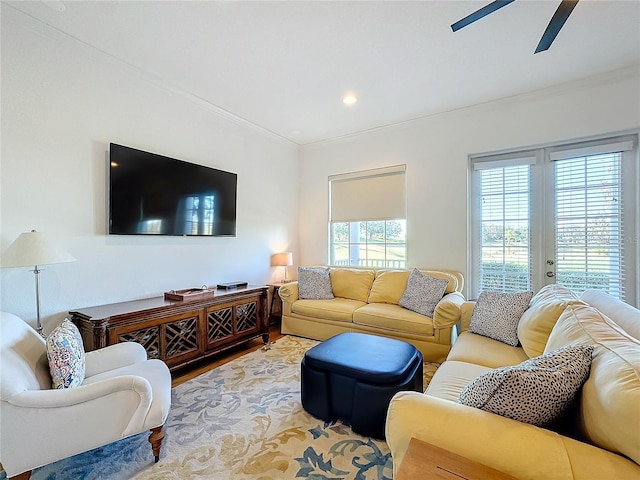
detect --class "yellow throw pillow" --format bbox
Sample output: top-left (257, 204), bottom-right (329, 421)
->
top-left (367, 270), bottom-right (410, 304)
top-left (517, 284), bottom-right (584, 358)
top-left (329, 268), bottom-right (375, 302)
top-left (545, 304), bottom-right (640, 465)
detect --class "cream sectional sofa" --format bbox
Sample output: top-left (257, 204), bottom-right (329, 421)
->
top-left (386, 286), bottom-right (640, 479)
top-left (279, 267), bottom-right (465, 362)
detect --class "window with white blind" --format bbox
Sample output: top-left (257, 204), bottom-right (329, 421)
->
top-left (329, 165), bottom-right (407, 268)
top-left (471, 155), bottom-right (536, 293)
top-left (469, 135), bottom-right (638, 305)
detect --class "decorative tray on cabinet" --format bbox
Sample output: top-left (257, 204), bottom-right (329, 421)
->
top-left (164, 287), bottom-right (214, 301)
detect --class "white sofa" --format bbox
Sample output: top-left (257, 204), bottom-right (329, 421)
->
top-left (386, 287), bottom-right (640, 480)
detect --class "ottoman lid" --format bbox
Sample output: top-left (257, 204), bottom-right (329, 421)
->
top-left (304, 332), bottom-right (422, 385)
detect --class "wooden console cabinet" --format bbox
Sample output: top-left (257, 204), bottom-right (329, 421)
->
top-left (69, 286), bottom-right (269, 371)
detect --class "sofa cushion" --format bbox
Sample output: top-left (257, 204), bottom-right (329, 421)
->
top-left (329, 268), bottom-right (375, 303)
top-left (425, 360), bottom-right (493, 402)
top-left (517, 284), bottom-right (584, 358)
top-left (367, 269), bottom-right (460, 305)
top-left (46, 318), bottom-right (86, 389)
top-left (458, 344), bottom-right (594, 427)
top-left (354, 303), bottom-right (434, 336)
top-left (580, 289), bottom-right (640, 341)
top-left (469, 291), bottom-right (534, 346)
top-left (545, 304), bottom-right (640, 465)
top-left (367, 270), bottom-right (410, 304)
top-left (398, 268), bottom-right (448, 318)
top-left (298, 267), bottom-right (334, 300)
top-left (447, 331), bottom-right (530, 369)
top-left (292, 298), bottom-right (365, 323)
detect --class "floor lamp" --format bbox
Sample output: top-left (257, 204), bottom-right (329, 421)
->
top-left (1, 230), bottom-right (76, 336)
top-left (271, 252), bottom-right (293, 283)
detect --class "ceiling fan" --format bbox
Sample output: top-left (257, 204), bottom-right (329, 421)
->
top-left (451, 0), bottom-right (579, 54)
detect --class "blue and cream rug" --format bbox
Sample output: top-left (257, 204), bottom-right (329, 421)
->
top-left (3, 336), bottom-right (438, 479)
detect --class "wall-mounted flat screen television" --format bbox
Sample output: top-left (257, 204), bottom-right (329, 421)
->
top-left (109, 143), bottom-right (237, 236)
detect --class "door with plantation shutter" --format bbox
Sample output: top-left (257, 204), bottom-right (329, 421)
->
top-left (469, 135), bottom-right (638, 306)
top-left (548, 148), bottom-right (628, 297)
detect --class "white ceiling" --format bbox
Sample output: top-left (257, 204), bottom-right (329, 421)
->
top-left (6, 0), bottom-right (640, 146)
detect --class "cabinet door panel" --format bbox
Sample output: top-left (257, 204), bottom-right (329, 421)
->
top-left (207, 306), bottom-right (234, 344)
top-left (164, 315), bottom-right (200, 361)
top-left (236, 301), bottom-right (258, 333)
top-left (117, 326), bottom-right (160, 359)
top-left (112, 310), bottom-right (203, 366)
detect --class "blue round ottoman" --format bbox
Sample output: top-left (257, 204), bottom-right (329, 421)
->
top-left (301, 332), bottom-right (423, 439)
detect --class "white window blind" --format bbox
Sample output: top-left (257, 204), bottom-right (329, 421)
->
top-left (553, 152), bottom-right (626, 297)
top-left (473, 159), bottom-right (533, 293)
top-left (329, 165), bottom-right (406, 222)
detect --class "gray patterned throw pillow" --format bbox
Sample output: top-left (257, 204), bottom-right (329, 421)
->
top-left (458, 344), bottom-right (594, 426)
top-left (298, 267), bottom-right (334, 300)
top-left (469, 290), bottom-right (534, 346)
top-left (398, 268), bottom-right (449, 317)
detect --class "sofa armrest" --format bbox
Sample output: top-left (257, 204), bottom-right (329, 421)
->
top-left (8, 375), bottom-right (152, 409)
top-left (85, 342), bottom-right (148, 378)
top-left (459, 300), bottom-right (476, 332)
top-left (386, 391), bottom-right (574, 480)
top-left (432, 292), bottom-right (464, 330)
top-left (278, 282), bottom-right (299, 316)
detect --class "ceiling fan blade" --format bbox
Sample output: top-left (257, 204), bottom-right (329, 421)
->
top-left (535, 0), bottom-right (579, 53)
top-left (451, 0), bottom-right (516, 32)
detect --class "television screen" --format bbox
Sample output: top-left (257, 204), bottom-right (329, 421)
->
top-left (109, 143), bottom-right (237, 236)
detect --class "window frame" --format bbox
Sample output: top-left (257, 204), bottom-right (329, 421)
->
top-left (328, 165), bottom-right (407, 268)
top-left (328, 219), bottom-right (407, 268)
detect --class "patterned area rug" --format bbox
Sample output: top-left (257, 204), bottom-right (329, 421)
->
top-left (2, 336), bottom-right (439, 480)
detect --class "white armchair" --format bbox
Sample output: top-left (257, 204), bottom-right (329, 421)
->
top-left (0, 312), bottom-right (171, 479)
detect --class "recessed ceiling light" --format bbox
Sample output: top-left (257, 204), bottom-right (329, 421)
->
top-left (343, 94), bottom-right (358, 105)
top-left (42, 1), bottom-right (66, 12)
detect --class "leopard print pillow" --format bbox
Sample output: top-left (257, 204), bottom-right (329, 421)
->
top-left (298, 267), bottom-right (334, 300)
top-left (469, 290), bottom-right (534, 346)
top-left (458, 344), bottom-right (594, 426)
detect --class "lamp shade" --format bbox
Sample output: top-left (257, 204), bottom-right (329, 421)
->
top-left (1, 230), bottom-right (76, 268)
top-left (271, 252), bottom-right (293, 267)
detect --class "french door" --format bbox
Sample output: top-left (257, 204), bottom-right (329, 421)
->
top-left (470, 135), bottom-right (638, 306)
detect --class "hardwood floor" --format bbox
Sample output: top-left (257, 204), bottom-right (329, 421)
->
top-left (171, 324), bottom-right (284, 388)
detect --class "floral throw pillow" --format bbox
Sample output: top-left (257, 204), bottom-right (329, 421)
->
top-left (469, 290), bottom-right (534, 346)
top-left (399, 268), bottom-right (449, 317)
top-left (298, 267), bottom-right (334, 300)
top-left (46, 318), bottom-right (86, 389)
top-left (458, 344), bottom-right (594, 426)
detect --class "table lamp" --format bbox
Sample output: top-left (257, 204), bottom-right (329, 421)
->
top-left (271, 252), bottom-right (293, 283)
top-left (1, 230), bottom-right (76, 336)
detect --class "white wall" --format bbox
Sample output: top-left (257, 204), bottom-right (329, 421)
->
top-left (0, 8), bottom-right (299, 333)
top-left (298, 67), bottom-right (640, 296)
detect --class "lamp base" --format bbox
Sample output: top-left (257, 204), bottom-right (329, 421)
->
top-left (32, 266), bottom-right (46, 338)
